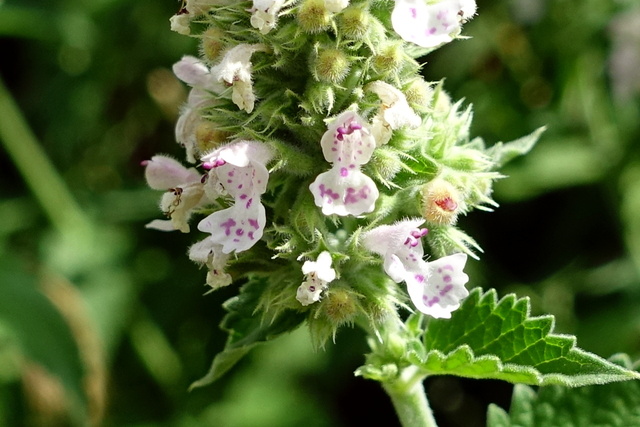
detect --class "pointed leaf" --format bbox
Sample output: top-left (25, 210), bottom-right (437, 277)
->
top-left (487, 354), bottom-right (640, 427)
top-left (418, 288), bottom-right (640, 386)
top-left (190, 277), bottom-right (305, 389)
top-left (487, 127), bottom-right (545, 168)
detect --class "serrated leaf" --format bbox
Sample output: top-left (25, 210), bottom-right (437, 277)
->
top-left (487, 354), bottom-right (640, 427)
top-left (487, 126), bottom-right (545, 168)
top-left (419, 288), bottom-right (640, 386)
top-left (190, 277), bottom-right (306, 389)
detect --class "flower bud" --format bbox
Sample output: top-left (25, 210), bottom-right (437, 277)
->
top-left (195, 121), bottom-right (231, 154)
top-left (297, 0), bottom-right (331, 33)
top-left (200, 27), bottom-right (227, 62)
top-left (404, 78), bottom-right (434, 111)
top-left (311, 48), bottom-right (350, 84)
top-left (372, 42), bottom-right (404, 76)
top-left (320, 287), bottom-right (359, 326)
top-left (337, 4), bottom-right (370, 39)
top-left (422, 178), bottom-right (461, 225)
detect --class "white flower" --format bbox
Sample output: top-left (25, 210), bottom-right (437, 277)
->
top-left (309, 111), bottom-right (380, 216)
top-left (170, 13), bottom-right (191, 35)
top-left (175, 90), bottom-right (217, 163)
top-left (189, 237), bottom-right (233, 291)
top-left (173, 56), bottom-right (220, 92)
top-left (211, 44), bottom-right (267, 113)
top-left (324, 0), bottom-right (349, 13)
top-left (197, 141), bottom-right (274, 253)
top-left (391, 0), bottom-right (477, 48)
top-left (169, 0), bottom-right (234, 34)
top-left (249, 0), bottom-right (286, 34)
top-left (143, 155), bottom-right (208, 233)
top-left (367, 81), bottom-right (421, 146)
top-left (362, 218), bottom-right (469, 318)
top-left (296, 251), bottom-right (336, 306)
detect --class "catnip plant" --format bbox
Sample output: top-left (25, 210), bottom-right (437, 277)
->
top-left (143, 0), bottom-right (640, 425)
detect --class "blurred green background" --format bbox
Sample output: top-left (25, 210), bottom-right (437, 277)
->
top-left (1, 0), bottom-right (639, 426)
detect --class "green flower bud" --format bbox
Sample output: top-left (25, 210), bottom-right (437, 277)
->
top-left (320, 287), bottom-right (360, 326)
top-left (195, 121), bottom-right (231, 154)
top-left (297, 0), bottom-right (331, 34)
top-left (372, 42), bottom-right (404, 76)
top-left (311, 47), bottom-right (350, 84)
top-left (337, 4), bottom-right (370, 39)
top-left (200, 26), bottom-right (227, 62)
top-left (404, 78), bottom-right (434, 111)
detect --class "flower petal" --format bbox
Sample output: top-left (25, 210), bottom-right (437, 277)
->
top-left (406, 253), bottom-right (469, 318)
top-left (391, 0), bottom-right (476, 48)
top-left (143, 155), bottom-right (201, 190)
top-left (197, 201), bottom-right (266, 253)
top-left (309, 168), bottom-right (379, 216)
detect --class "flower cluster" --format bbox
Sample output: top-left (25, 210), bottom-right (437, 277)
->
top-left (143, 0), bottom-right (532, 345)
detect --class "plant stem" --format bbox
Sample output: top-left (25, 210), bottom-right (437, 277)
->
top-left (382, 365), bottom-right (438, 427)
top-left (0, 76), bottom-right (94, 238)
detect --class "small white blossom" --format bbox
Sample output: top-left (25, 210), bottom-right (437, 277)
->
top-left (249, 0), bottom-right (286, 34)
top-left (309, 111), bottom-right (380, 216)
top-left (197, 141), bottom-right (274, 253)
top-left (367, 81), bottom-right (421, 146)
top-left (169, 0), bottom-right (234, 34)
top-left (143, 155), bottom-right (208, 233)
top-left (175, 91), bottom-right (217, 163)
top-left (391, 0), bottom-right (477, 48)
top-left (297, 251), bottom-right (336, 306)
top-left (170, 13), bottom-right (191, 35)
top-left (189, 237), bottom-right (233, 292)
top-left (211, 44), bottom-right (267, 113)
top-left (324, 0), bottom-right (349, 13)
top-left (362, 218), bottom-right (469, 318)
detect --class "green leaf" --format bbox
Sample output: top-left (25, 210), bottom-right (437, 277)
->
top-left (487, 354), bottom-right (640, 427)
top-left (487, 126), bottom-right (546, 168)
top-left (0, 256), bottom-right (87, 424)
top-left (190, 277), bottom-right (306, 389)
top-left (415, 288), bottom-right (640, 386)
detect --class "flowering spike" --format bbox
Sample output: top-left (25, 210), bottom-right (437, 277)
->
top-left (309, 111), bottom-right (380, 216)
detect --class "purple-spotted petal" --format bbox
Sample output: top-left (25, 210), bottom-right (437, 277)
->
top-left (197, 201), bottom-right (266, 253)
top-left (391, 0), bottom-right (476, 48)
top-left (320, 111), bottom-right (376, 165)
top-left (309, 168), bottom-right (379, 216)
top-left (407, 253), bottom-right (469, 318)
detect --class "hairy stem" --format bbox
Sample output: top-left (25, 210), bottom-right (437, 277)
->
top-left (382, 366), bottom-right (438, 427)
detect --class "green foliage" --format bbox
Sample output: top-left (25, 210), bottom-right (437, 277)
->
top-left (358, 289), bottom-right (639, 388)
top-left (190, 277), bottom-right (306, 389)
top-left (0, 256), bottom-right (86, 425)
top-left (418, 288), bottom-right (639, 386)
top-left (487, 354), bottom-right (640, 427)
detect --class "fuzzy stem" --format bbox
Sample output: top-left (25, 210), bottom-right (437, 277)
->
top-left (382, 365), bottom-right (438, 427)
